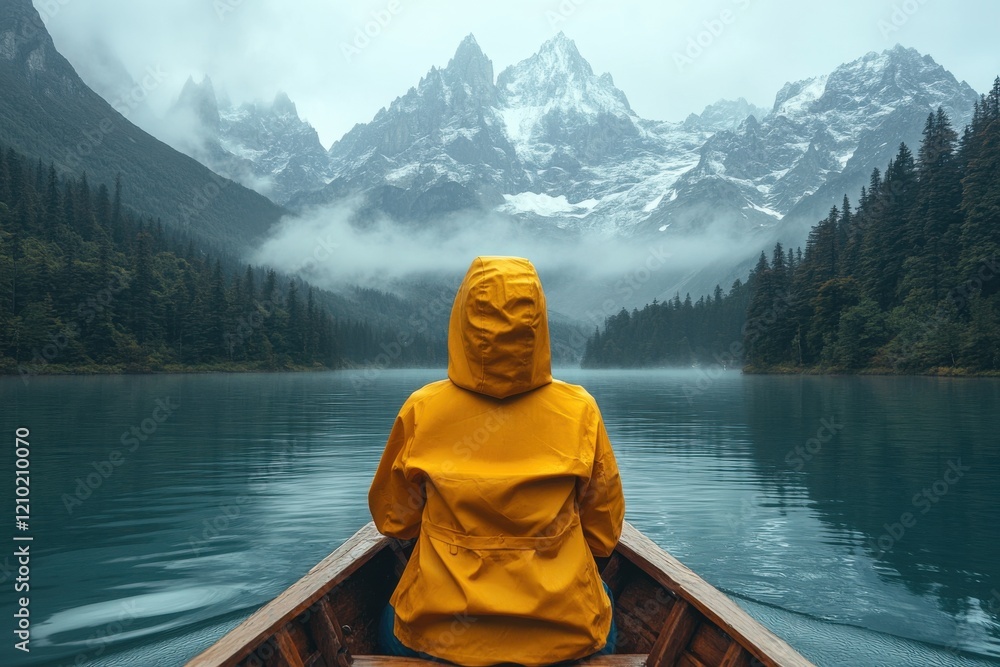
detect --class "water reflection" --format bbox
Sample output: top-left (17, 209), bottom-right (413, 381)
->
top-left (739, 375), bottom-right (1000, 656)
top-left (1, 369), bottom-right (998, 666)
top-left (561, 369), bottom-right (1000, 663)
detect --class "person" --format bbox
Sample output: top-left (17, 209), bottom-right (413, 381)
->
top-left (368, 256), bottom-right (625, 666)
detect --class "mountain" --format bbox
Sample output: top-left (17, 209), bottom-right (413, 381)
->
top-left (646, 45), bottom-right (981, 242)
top-left (295, 33), bottom-right (714, 234)
top-left (292, 35), bottom-right (979, 249)
top-left (493, 33), bottom-right (712, 235)
top-left (683, 98), bottom-right (770, 133)
top-left (0, 0), bottom-right (284, 249)
top-left (301, 34), bottom-right (524, 221)
top-left (16, 14), bottom-right (986, 316)
top-left (167, 77), bottom-right (334, 205)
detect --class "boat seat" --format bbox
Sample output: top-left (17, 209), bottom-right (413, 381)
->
top-left (350, 655), bottom-right (648, 666)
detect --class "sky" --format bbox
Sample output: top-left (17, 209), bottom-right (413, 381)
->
top-left (35, 0), bottom-right (1000, 148)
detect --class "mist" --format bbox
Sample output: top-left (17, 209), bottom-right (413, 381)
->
top-left (252, 199), bottom-right (757, 322)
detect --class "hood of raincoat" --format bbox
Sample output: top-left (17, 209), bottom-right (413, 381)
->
top-left (447, 256), bottom-right (552, 399)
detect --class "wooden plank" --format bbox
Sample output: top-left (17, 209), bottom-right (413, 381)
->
top-left (302, 651), bottom-right (324, 667)
top-left (646, 599), bottom-right (699, 667)
top-left (274, 628), bottom-right (306, 667)
top-left (617, 523), bottom-right (815, 667)
top-left (186, 523), bottom-right (390, 667)
top-left (613, 571), bottom-right (674, 653)
top-left (308, 595), bottom-right (350, 667)
top-left (191, 520), bottom-right (812, 667)
top-left (675, 654), bottom-right (709, 667)
top-left (720, 642), bottom-right (752, 667)
top-left (686, 623), bottom-right (730, 665)
top-left (288, 624), bottom-right (313, 665)
top-left (349, 656), bottom-right (650, 666)
top-left (327, 546), bottom-right (401, 655)
top-left (576, 656), bottom-right (650, 666)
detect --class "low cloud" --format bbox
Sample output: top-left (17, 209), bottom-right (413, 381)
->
top-left (252, 198), bottom-right (754, 318)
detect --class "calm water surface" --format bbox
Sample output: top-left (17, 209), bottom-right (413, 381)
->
top-left (1, 369), bottom-right (998, 666)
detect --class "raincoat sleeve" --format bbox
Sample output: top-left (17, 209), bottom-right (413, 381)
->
top-left (577, 407), bottom-right (624, 557)
top-left (368, 404), bottom-right (424, 540)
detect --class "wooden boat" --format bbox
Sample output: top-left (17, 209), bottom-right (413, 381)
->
top-left (187, 521), bottom-right (815, 667)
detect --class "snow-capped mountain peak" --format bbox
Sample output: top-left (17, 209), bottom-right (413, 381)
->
top-left (772, 75), bottom-right (829, 117)
top-left (165, 80), bottom-right (333, 205)
top-left (299, 38), bottom-right (980, 243)
top-left (666, 44), bottom-right (980, 238)
top-left (534, 31), bottom-right (594, 78)
top-left (497, 32), bottom-right (631, 116)
top-left (685, 97), bottom-right (770, 132)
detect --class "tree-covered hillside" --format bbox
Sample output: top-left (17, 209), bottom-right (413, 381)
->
top-left (581, 282), bottom-right (752, 368)
top-left (0, 143), bottom-right (445, 375)
top-left (0, 0), bottom-right (285, 250)
top-left (584, 81), bottom-right (1000, 374)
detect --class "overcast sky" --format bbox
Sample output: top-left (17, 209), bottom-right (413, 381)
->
top-left (36, 0), bottom-right (1000, 147)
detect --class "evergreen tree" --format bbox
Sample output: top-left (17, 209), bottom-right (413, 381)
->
top-left (130, 231), bottom-right (156, 345)
top-left (860, 144), bottom-right (918, 309)
top-left (959, 79), bottom-right (1000, 295)
top-left (44, 165), bottom-right (61, 239)
top-left (286, 280), bottom-right (303, 362)
top-left (899, 109), bottom-right (963, 305)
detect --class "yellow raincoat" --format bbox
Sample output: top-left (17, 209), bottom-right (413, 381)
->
top-left (368, 256), bottom-right (625, 666)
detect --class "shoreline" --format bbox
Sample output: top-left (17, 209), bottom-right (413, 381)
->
top-left (0, 361), bottom-right (425, 379)
top-left (742, 364), bottom-right (1000, 378)
top-left (4, 361), bottom-right (1000, 379)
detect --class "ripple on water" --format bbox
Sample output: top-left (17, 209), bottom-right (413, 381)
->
top-left (5, 370), bottom-right (999, 666)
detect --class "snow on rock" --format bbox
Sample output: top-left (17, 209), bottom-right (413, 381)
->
top-left (643, 194), bottom-right (665, 213)
top-left (500, 192), bottom-right (597, 217)
top-left (289, 37), bottom-right (981, 239)
top-left (166, 78), bottom-right (333, 204)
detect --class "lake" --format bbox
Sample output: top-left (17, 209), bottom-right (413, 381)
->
top-left (2, 369), bottom-right (998, 666)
